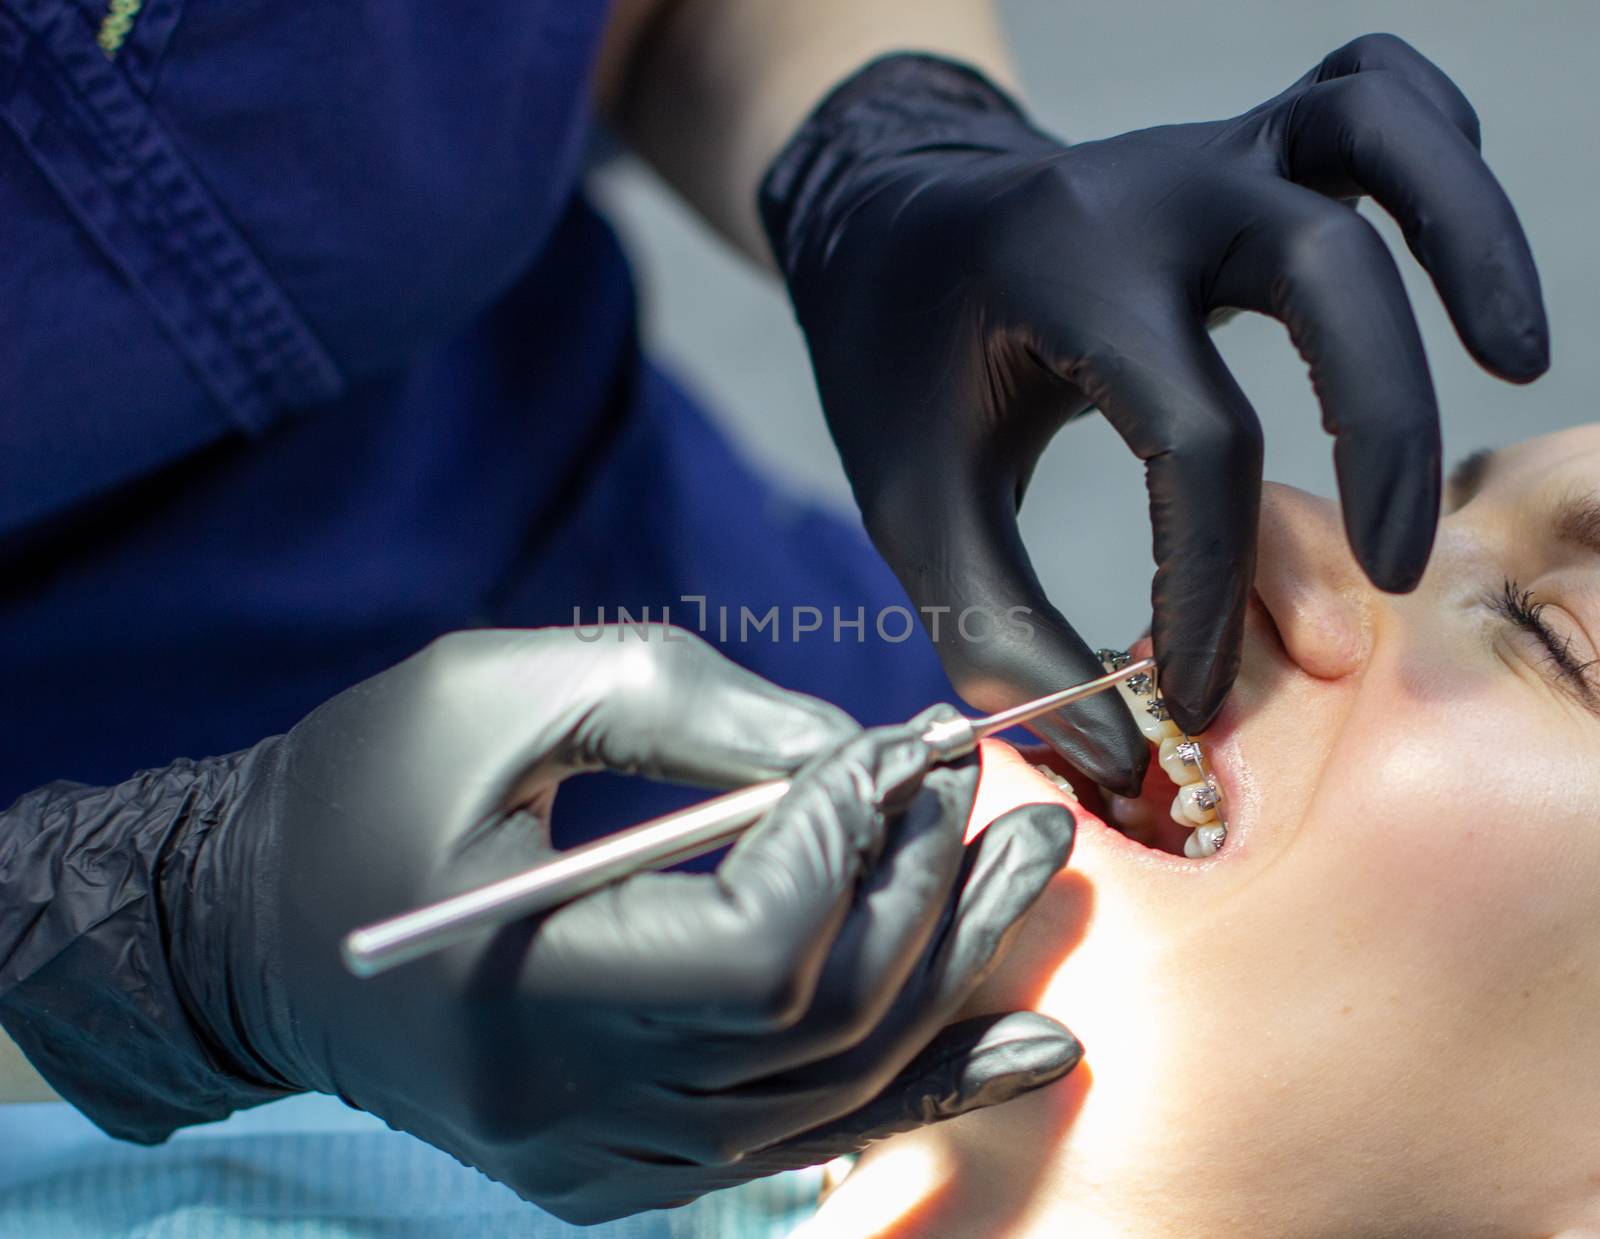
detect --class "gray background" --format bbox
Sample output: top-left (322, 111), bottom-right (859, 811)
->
top-left (590, 1), bottom-right (1598, 643)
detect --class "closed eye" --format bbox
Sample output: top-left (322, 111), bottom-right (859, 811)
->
top-left (1491, 580), bottom-right (1600, 707)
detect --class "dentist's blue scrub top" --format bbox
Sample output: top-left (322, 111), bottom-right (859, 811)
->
top-left (0, 0), bottom-right (950, 835)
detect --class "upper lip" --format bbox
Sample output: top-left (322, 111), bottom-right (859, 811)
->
top-left (1193, 589), bottom-right (1285, 816)
top-left (1204, 590), bottom-right (1274, 726)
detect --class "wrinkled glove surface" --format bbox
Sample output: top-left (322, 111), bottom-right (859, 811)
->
top-left (0, 627), bottom-right (1079, 1223)
top-left (763, 37), bottom-right (1547, 789)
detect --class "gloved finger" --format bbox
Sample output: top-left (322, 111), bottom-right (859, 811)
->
top-left (1300, 32), bottom-right (1481, 147)
top-left (512, 724), bottom-right (934, 1024)
top-left (687, 751), bottom-right (979, 1088)
top-left (1280, 69), bottom-right (1547, 383)
top-left (1210, 183), bottom-right (1440, 596)
top-left (401, 628), bottom-right (857, 831)
top-left (667, 800), bottom-right (1074, 1154)
top-left (866, 471), bottom-right (1148, 795)
top-left (545, 1012), bottom-right (1082, 1216)
top-left (1060, 304), bottom-right (1262, 735)
top-left (737, 1012), bottom-right (1082, 1174)
top-left (567, 626), bottom-right (860, 787)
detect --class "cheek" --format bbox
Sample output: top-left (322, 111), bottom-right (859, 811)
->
top-left (1287, 688), bottom-right (1600, 1024)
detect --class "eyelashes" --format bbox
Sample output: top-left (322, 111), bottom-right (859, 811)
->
top-left (1493, 579), bottom-right (1600, 696)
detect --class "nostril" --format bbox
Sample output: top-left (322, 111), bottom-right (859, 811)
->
top-left (1260, 580), bottom-right (1370, 681)
top-left (1256, 484), bottom-right (1374, 681)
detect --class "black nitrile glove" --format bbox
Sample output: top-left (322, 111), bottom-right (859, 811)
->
top-left (0, 627), bottom-right (1079, 1224)
top-left (762, 36), bottom-right (1547, 789)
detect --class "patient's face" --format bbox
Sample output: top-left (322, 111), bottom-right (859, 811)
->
top-left (839, 425), bottom-right (1600, 1238)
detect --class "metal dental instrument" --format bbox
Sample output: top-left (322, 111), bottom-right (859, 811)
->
top-left (342, 656), bottom-right (1155, 978)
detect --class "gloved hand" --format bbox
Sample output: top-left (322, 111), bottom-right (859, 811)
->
top-left (761, 35), bottom-right (1547, 789)
top-left (0, 627), bottom-right (1079, 1224)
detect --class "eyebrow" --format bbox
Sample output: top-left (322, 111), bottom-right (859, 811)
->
top-left (1554, 488), bottom-right (1600, 560)
top-left (1447, 447), bottom-right (1600, 557)
top-left (1446, 448), bottom-right (1497, 509)
top-left (1453, 452), bottom-right (1600, 717)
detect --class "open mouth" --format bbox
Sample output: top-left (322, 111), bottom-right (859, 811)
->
top-left (1022, 643), bottom-right (1229, 861)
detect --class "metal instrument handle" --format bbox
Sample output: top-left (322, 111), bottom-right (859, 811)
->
top-left (342, 657), bottom-right (1152, 977)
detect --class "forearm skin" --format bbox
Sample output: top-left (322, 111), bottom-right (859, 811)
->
top-left (600, 0), bottom-right (1020, 263)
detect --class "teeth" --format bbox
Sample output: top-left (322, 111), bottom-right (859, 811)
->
top-left (1142, 696), bottom-right (1182, 740)
top-left (1105, 660), bottom-right (1183, 744)
top-left (1120, 688), bottom-right (1180, 742)
top-left (1096, 648), bottom-right (1132, 672)
top-left (1030, 762), bottom-right (1079, 801)
top-left (1099, 647), bottom-right (1230, 860)
top-left (1184, 824), bottom-right (1226, 858)
top-left (1159, 736), bottom-right (1205, 785)
top-left (1171, 777), bottom-right (1221, 826)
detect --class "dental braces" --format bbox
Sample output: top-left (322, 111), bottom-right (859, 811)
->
top-left (1096, 648), bottom-right (1228, 858)
top-left (1098, 648), bottom-right (1132, 671)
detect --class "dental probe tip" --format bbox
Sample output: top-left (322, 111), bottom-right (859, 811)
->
top-left (969, 656), bottom-right (1157, 739)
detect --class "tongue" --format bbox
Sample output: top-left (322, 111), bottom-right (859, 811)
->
top-left (1102, 758), bottom-right (1193, 855)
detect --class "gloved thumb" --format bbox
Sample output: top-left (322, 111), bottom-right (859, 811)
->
top-left (851, 1011), bottom-right (1082, 1134)
top-left (745, 1011), bottom-right (1082, 1172)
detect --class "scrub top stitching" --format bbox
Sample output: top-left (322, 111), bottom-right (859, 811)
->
top-left (0, 0), bottom-right (345, 434)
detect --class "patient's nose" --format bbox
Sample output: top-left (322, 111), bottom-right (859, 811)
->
top-left (1254, 484), bottom-right (1374, 680)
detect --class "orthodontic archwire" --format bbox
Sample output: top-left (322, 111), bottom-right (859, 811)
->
top-left (1097, 648), bottom-right (1227, 857)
